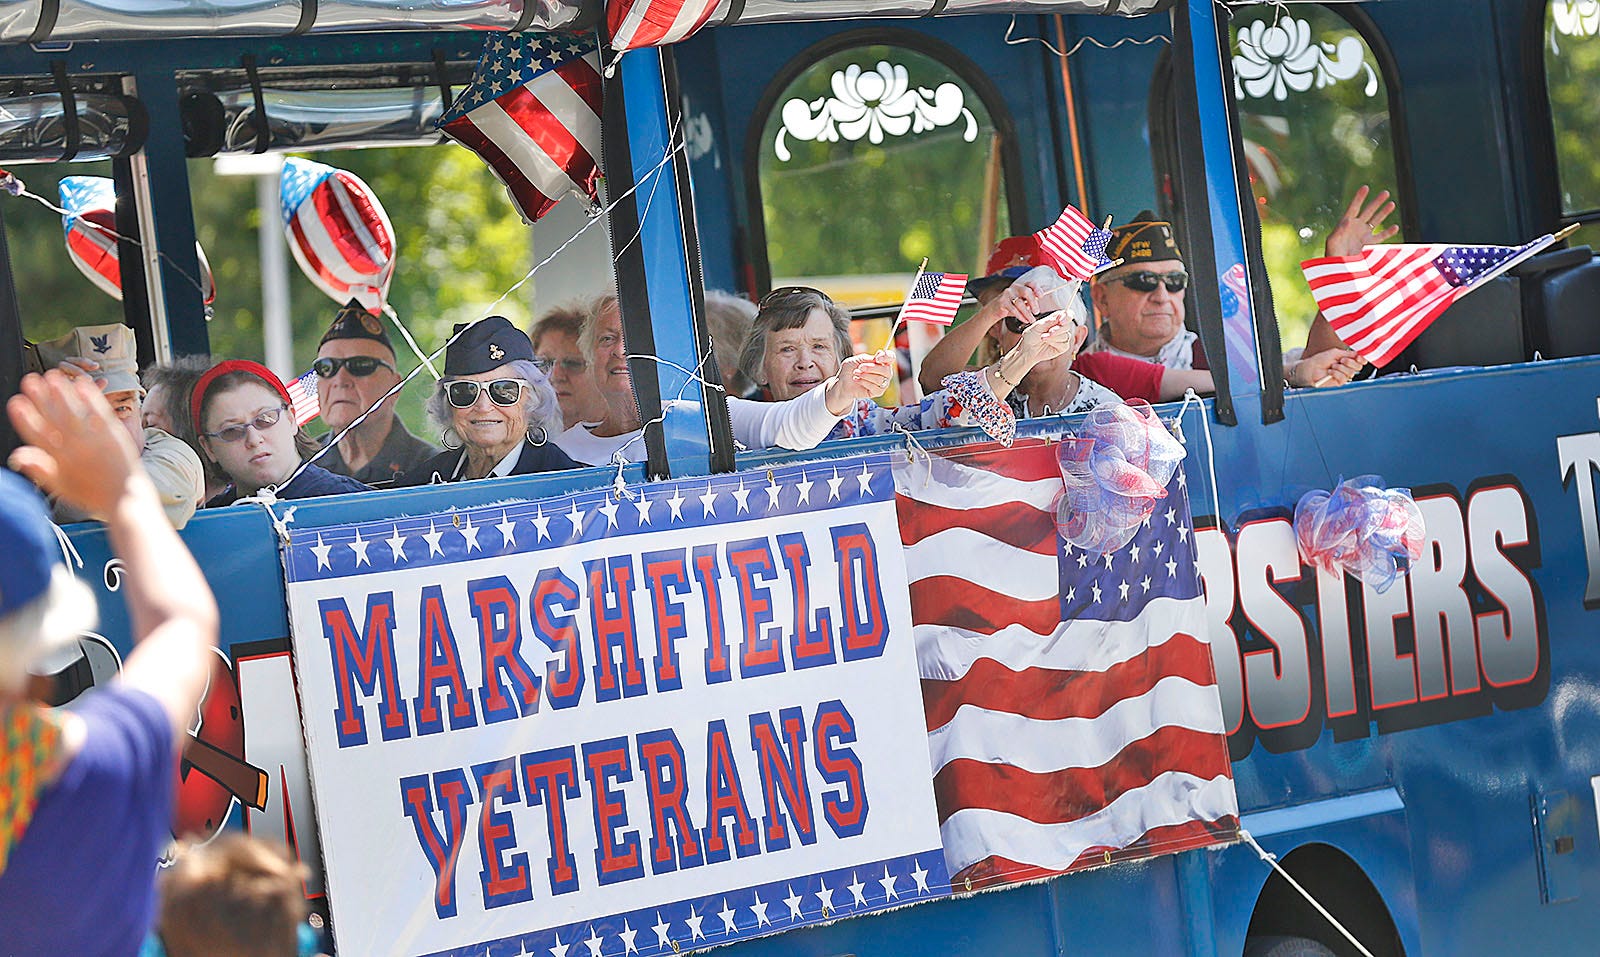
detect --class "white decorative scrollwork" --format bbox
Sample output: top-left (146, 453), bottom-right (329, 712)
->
top-left (1552, 0), bottom-right (1600, 49)
top-left (773, 60), bottom-right (977, 163)
top-left (1232, 15), bottom-right (1378, 102)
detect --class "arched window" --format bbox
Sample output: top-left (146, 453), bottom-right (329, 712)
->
top-left (1228, 4), bottom-right (1405, 349)
top-left (750, 35), bottom-right (1018, 309)
top-left (1544, 0), bottom-right (1600, 246)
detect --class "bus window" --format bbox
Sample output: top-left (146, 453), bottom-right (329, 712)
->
top-left (1544, 0), bottom-right (1600, 248)
top-left (1228, 4), bottom-right (1405, 350)
top-left (752, 38), bottom-right (1015, 313)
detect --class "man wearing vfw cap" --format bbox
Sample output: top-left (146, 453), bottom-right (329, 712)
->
top-left (312, 299), bottom-right (437, 487)
top-left (1083, 214), bottom-right (1211, 369)
top-left (31, 323), bottom-right (205, 528)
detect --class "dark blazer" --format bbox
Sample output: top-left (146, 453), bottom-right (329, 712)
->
top-left (206, 463), bottom-right (370, 507)
top-left (395, 437), bottom-right (581, 487)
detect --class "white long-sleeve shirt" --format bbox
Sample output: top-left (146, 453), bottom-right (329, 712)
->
top-left (555, 384), bottom-right (840, 466)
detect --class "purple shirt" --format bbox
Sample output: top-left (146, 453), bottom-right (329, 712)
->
top-left (0, 686), bottom-right (175, 956)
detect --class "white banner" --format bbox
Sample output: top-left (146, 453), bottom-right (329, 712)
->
top-left (284, 454), bottom-right (949, 957)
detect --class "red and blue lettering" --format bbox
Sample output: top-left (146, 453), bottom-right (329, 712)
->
top-left (582, 737), bottom-right (645, 885)
top-left (775, 532), bottom-right (836, 669)
top-left (322, 593), bottom-right (409, 747)
top-left (585, 556), bottom-right (648, 702)
top-left (520, 746), bottom-right (581, 896)
top-left (412, 585), bottom-right (477, 736)
top-left (832, 525), bottom-right (889, 661)
top-left (700, 718), bottom-right (760, 863)
top-left (727, 538), bottom-right (785, 678)
top-left (691, 545), bottom-right (732, 684)
top-left (529, 567), bottom-right (585, 710)
top-left (636, 728), bottom-right (703, 874)
top-left (471, 757), bottom-right (533, 909)
top-left (749, 707), bottom-right (817, 851)
top-left (641, 549), bottom-right (691, 692)
top-left (399, 768), bottom-right (474, 919)
top-left (814, 700), bottom-right (867, 837)
top-left (468, 576), bottom-right (540, 724)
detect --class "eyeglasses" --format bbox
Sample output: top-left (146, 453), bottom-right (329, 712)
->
top-left (759, 285), bottom-right (834, 311)
top-left (1116, 271), bottom-right (1189, 294)
top-left (534, 356), bottom-right (587, 375)
top-left (203, 405), bottom-right (288, 443)
top-left (313, 355), bottom-right (395, 378)
top-left (445, 378), bottom-right (527, 409)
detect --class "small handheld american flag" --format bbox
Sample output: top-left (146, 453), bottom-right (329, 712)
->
top-left (290, 370), bottom-right (321, 426)
top-left (897, 270), bottom-right (968, 327)
top-left (1035, 206), bottom-right (1113, 281)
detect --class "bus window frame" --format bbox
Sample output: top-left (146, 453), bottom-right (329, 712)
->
top-left (740, 25), bottom-right (1029, 297)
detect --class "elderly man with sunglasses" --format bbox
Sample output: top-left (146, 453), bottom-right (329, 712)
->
top-left (311, 299), bottom-right (437, 486)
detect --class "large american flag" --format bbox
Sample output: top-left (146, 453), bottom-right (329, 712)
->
top-left (608, 0), bottom-right (722, 50)
top-left (1302, 237), bottom-right (1556, 367)
top-left (1035, 206), bottom-right (1113, 281)
top-left (896, 440), bottom-right (1238, 889)
top-left (438, 34), bottom-right (603, 226)
top-left (897, 271), bottom-right (968, 326)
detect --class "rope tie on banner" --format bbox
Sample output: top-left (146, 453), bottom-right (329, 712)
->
top-left (891, 422), bottom-right (934, 491)
top-left (1239, 830), bottom-right (1379, 957)
top-left (280, 114), bottom-right (688, 492)
top-left (50, 523), bottom-right (83, 570)
top-left (233, 488), bottom-right (297, 544)
top-left (1002, 15), bottom-right (1171, 58)
top-left (1166, 389), bottom-right (1224, 529)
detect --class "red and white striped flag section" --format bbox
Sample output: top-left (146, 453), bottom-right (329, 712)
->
top-left (1035, 205), bottom-right (1113, 280)
top-left (895, 440), bottom-right (1238, 890)
top-left (438, 34), bottom-right (603, 226)
top-left (607, 0), bottom-right (722, 51)
top-left (896, 270), bottom-right (968, 327)
top-left (1302, 235), bottom-right (1558, 367)
top-left (289, 370), bottom-right (321, 426)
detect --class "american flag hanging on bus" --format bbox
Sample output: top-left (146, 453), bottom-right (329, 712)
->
top-left (1302, 236), bottom-right (1557, 367)
top-left (897, 271), bottom-right (968, 327)
top-left (895, 440), bottom-right (1239, 890)
top-left (1034, 206), bottom-right (1114, 281)
top-left (438, 34), bottom-right (603, 226)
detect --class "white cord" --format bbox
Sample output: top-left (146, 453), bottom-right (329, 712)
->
top-left (1196, 390), bottom-right (1224, 530)
top-left (1003, 16), bottom-right (1171, 58)
top-left (50, 523), bottom-right (84, 570)
top-left (1240, 830), bottom-right (1378, 957)
top-left (382, 303), bottom-right (442, 380)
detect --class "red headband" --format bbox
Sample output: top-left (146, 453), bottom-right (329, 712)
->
top-left (191, 359), bottom-right (294, 436)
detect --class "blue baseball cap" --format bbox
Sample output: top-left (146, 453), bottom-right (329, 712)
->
top-left (0, 470), bottom-right (60, 620)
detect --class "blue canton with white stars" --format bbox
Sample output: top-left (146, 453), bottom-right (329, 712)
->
top-left (278, 156), bottom-right (333, 224)
top-left (1435, 244), bottom-right (1522, 287)
top-left (438, 32), bottom-right (599, 127)
top-left (286, 454), bottom-right (899, 582)
top-left (1058, 469), bottom-right (1203, 624)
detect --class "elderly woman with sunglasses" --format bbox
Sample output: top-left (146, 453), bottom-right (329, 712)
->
top-left (398, 317), bottom-right (580, 485)
top-left (193, 361), bottom-right (370, 507)
top-left (743, 286), bottom-right (1102, 443)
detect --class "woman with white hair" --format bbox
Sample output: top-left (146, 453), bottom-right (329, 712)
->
top-left (398, 316), bottom-right (580, 485)
top-left (0, 370), bottom-right (218, 953)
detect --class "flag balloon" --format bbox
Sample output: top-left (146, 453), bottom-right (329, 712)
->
top-left (279, 156), bottom-right (396, 315)
top-left (59, 175), bottom-right (217, 310)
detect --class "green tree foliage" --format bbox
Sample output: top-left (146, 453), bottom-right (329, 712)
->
top-left (1544, 5), bottom-right (1600, 249)
top-left (758, 45), bottom-right (1009, 291)
top-left (1230, 4), bottom-right (1401, 349)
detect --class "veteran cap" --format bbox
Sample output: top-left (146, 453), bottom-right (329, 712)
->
top-left (444, 316), bottom-right (534, 377)
top-left (319, 298), bottom-right (394, 352)
top-left (34, 323), bottom-right (142, 395)
top-left (1105, 211), bottom-right (1183, 267)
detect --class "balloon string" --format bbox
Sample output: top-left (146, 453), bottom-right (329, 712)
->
top-left (0, 168), bottom-right (215, 310)
top-left (278, 114), bottom-right (689, 492)
top-left (382, 303), bottom-right (442, 380)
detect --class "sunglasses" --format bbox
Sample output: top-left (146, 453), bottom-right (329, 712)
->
top-left (203, 405), bottom-right (288, 444)
top-left (759, 285), bottom-right (834, 310)
top-left (1003, 311), bottom-right (1083, 336)
top-left (313, 355), bottom-right (395, 378)
top-left (1116, 271), bottom-right (1189, 294)
top-left (534, 356), bottom-right (587, 375)
top-left (445, 378), bottom-right (527, 409)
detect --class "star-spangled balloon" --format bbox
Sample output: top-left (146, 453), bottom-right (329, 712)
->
top-left (279, 156), bottom-right (396, 315)
top-left (59, 175), bottom-right (216, 312)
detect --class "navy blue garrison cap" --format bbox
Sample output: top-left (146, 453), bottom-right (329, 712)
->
top-left (443, 316), bottom-right (535, 377)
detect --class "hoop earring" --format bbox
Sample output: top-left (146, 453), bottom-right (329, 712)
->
top-left (526, 426), bottom-right (547, 447)
top-left (441, 427), bottom-right (462, 450)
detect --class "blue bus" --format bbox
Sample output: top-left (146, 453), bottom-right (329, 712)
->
top-left (2, 1), bottom-right (1599, 954)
